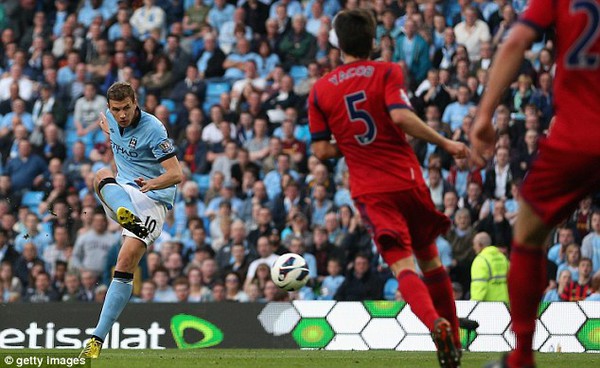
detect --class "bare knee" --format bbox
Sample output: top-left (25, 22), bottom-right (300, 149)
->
top-left (115, 239), bottom-right (146, 274)
top-left (514, 200), bottom-right (552, 247)
top-left (416, 257), bottom-right (443, 273)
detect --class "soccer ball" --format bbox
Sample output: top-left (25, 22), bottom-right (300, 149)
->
top-left (270, 253), bottom-right (310, 291)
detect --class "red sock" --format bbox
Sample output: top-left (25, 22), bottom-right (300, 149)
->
top-left (397, 270), bottom-right (439, 331)
top-left (423, 266), bottom-right (461, 348)
top-left (507, 243), bottom-right (546, 368)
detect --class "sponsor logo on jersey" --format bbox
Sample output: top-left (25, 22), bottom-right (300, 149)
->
top-left (111, 141), bottom-right (139, 158)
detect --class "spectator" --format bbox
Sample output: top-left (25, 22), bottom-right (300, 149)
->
top-left (61, 271), bottom-right (83, 302)
top-left (476, 199), bottom-right (513, 250)
top-left (43, 225), bottom-right (71, 277)
top-left (130, 0), bottom-right (167, 41)
top-left (0, 64), bottom-right (33, 102)
top-left (318, 258), bottom-right (344, 300)
top-left (24, 271), bottom-right (60, 302)
top-left (184, 267), bottom-right (206, 302)
top-left (70, 210), bottom-right (117, 275)
top-left (547, 226), bottom-right (575, 267)
top-left (561, 258), bottom-right (593, 301)
top-left (442, 84), bottom-right (474, 132)
top-left (196, 33), bottom-right (226, 79)
top-left (173, 276), bottom-right (191, 302)
top-left (208, 0), bottom-right (236, 34)
top-left (78, 270), bottom-right (98, 302)
top-left (278, 14), bottom-right (317, 69)
top-left (152, 266), bottom-right (177, 302)
top-left (244, 236), bottom-right (278, 289)
top-left (0, 229), bottom-right (19, 266)
top-left (141, 55), bottom-right (173, 98)
top-left (2, 98), bottom-right (34, 133)
top-left (542, 269), bottom-right (571, 302)
top-left (224, 271), bottom-right (249, 302)
top-left (334, 253), bottom-right (384, 301)
top-left (393, 19), bottom-right (431, 87)
top-left (14, 213), bottom-right (52, 255)
top-left (586, 272), bottom-right (600, 301)
top-left (470, 232), bottom-right (509, 302)
top-left (556, 243), bottom-right (581, 282)
top-left (453, 6), bottom-right (491, 62)
top-left (0, 261), bottom-right (22, 302)
top-left (581, 211), bottom-right (600, 274)
top-left (446, 208), bottom-right (476, 291)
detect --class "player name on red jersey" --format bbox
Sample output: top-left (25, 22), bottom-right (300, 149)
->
top-left (328, 65), bottom-right (375, 86)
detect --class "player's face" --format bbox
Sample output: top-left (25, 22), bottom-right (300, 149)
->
top-left (108, 97), bottom-right (137, 127)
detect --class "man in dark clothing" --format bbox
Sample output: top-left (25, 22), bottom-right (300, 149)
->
top-left (334, 254), bottom-right (384, 301)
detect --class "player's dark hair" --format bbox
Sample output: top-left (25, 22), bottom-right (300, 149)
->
top-left (107, 82), bottom-right (136, 102)
top-left (334, 9), bottom-right (376, 59)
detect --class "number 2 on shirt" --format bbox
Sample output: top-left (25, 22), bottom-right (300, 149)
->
top-left (344, 91), bottom-right (377, 145)
top-left (566, 0), bottom-right (600, 69)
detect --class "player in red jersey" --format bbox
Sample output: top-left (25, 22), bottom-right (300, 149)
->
top-left (472, 0), bottom-right (600, 367)
top-left (309, 9), bottom-right (469, 368)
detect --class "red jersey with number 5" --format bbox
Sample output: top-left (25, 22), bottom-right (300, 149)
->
top-left (521, 0), bottom-right (600, 152)
top-left (308, 61), bottom-right (424, 198)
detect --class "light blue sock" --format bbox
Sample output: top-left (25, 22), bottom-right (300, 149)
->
top-left (99, 182), bottom-right (136, 214)
top-left (92, 276), bottom-right (133, 341)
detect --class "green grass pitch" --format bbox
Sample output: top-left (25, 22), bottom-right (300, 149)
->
top-left (2, 349), bottom-right (599, 367)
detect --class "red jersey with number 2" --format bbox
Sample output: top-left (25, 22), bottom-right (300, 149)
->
top-left (308, 61), bottom-right (424, 198)
top-left (521, 0), bottom-right (600, 152)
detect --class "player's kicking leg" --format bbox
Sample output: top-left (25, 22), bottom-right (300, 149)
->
top-left (80, 169), bottom-right (150, 358)
top-left (388, 253), bottom-right (461, 368)
top-left (94, 168), bottom-right (149, 238)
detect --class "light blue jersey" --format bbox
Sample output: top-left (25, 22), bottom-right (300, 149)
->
top-left (106, 108), bottom-right (177, 209)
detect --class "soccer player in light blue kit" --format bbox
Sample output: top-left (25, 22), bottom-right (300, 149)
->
top-left (80, 82), bottom-right (183, 358)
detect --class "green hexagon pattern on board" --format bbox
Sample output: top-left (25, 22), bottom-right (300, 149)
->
top-left (363, 301), bottom-right (406, 318)
top-left (576, 319), bottom-right (600, 351)
top-left (292, 318), bottom-right (335, 349)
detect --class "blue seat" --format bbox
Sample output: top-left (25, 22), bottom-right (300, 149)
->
top-left (161, 98), bottom-right (176, 112)
top-left (65, 114), bottom-right (75, 130)
top-left (21, 191), bottom-right (44, 211)
top-left (192, 174), bottom-right (211, 195)
top-left (205, 81), bottom-right (230, 98)
top-left (203, 99), bottom-right (220, 115)
top-left (289, 65), bottom-right (308, 83)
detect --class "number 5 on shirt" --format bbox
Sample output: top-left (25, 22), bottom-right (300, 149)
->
top-left (344, 91), bottom-right (377, 145)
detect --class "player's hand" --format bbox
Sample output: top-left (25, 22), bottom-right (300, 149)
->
top-left (98, 112), bottom-right (110, 135)
top-left (470, 113), bottom-right (496, 169)
top-left (443, 139), bottom-right (470, 159)
top-left (135, 177), bottom-right (156, 193)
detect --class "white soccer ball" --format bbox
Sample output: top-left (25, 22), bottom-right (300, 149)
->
top-left (270, 253), bottom-right (310, 292)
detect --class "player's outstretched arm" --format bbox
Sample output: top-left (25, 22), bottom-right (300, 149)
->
top-left (135, 156), bottom-right (184, 192)
top-left (311, 140), bottom-right (343, 161)
top-left (471, 23), bottom-right (538, 166)
top-left (390, 108), bottom-right (469, 159)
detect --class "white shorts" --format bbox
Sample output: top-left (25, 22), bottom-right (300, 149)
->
top-left (100, 183), bottom-right (167, 246)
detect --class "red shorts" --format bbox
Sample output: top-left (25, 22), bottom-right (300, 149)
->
top-left (520, 137), bottom-right (600, 227)
top-left (354, 185), bottom-right (451, 266)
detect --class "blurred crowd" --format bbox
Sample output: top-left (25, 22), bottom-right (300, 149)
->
top-left (0, 0), bottom-right (599, 305)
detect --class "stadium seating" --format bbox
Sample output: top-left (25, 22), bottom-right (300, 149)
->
top-left (160, 98), bottom-right (176, 112)
top-left (289, 65), bottom-right (309, 84)
top-left (192, 173), bottom-right (211, 195)
top-left (21, 191), bottom-right (44, 213)
top-left (203, 81), bottom-right (231, 113)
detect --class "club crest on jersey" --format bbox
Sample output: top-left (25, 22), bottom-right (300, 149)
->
top-left (159, 140), bottom-right (174, 154)
top-left (128, 137), bottom-right (138, 149)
